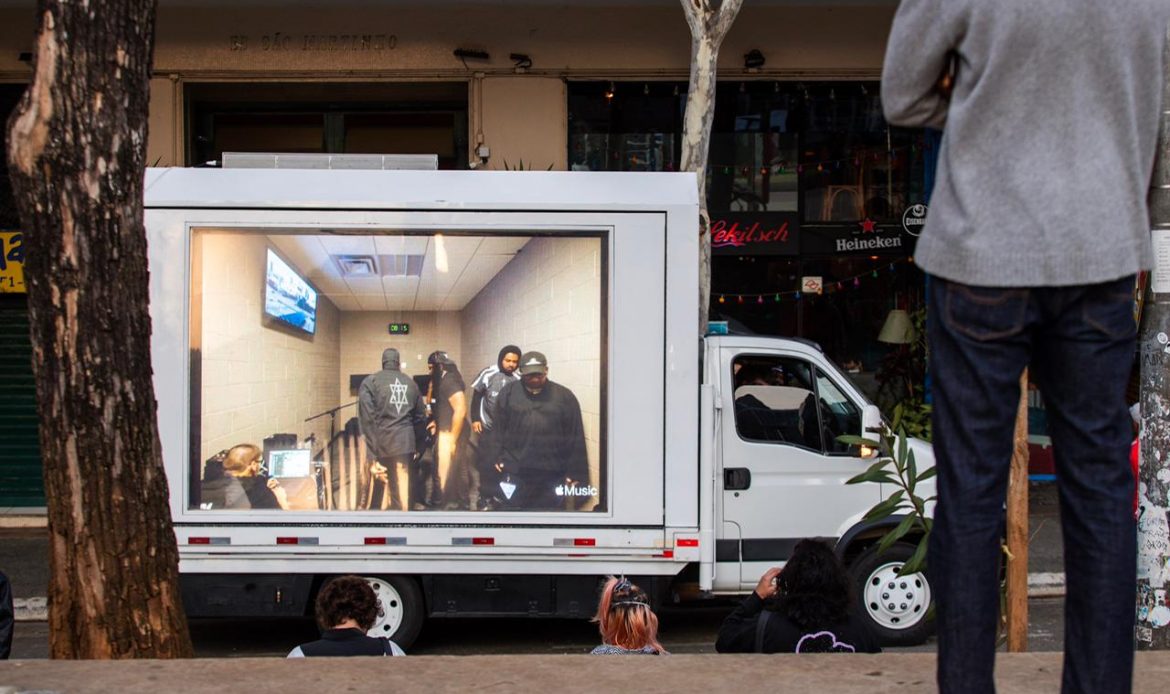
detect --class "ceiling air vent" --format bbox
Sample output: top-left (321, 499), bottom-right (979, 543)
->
top-left (333, 254), bottom-right (379, 277)
top-left (379, 254), bottom-right (425, 277)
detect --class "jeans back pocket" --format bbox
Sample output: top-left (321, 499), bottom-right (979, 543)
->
top-left (942, 282), bottom-right (1030, 342)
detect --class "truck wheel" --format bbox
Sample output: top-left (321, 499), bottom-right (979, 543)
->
top-left (850, 542), bottom-right (934, 647)
top-left (363, 576), bottom-right (424, 649)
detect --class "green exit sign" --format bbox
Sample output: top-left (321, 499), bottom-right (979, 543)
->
top-left (388, 323), bottom-right (410, 335)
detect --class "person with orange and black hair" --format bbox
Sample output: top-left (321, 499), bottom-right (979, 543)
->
top-left (589, 577), bottom-right (667, 655)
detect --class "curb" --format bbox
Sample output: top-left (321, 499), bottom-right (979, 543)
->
top-left (10, 573), bottom-right (1068, 623)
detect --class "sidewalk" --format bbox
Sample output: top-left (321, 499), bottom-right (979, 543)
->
top-left (1, 653), bottom-right (1169, 693)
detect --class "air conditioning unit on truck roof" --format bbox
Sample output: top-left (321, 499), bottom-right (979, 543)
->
top-left (143, 166), bottom-right (936, 649)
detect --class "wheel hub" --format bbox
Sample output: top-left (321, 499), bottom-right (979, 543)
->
top-left (863, 561), bottom-right (930, 631)
top-left (364, 577), bottom-right (405, 638)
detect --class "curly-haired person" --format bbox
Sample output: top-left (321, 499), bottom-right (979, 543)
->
top-left (287, 576), bottom-right (405, 657)
top-left (715, 539), bottom-right (880, 654)
top-left (589, 577), bottom-right (668, 655)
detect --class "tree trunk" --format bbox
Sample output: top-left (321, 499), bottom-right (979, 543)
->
top-left (1004, 371), bottom-right (1029, 652)
top-left (5, 1), bottom-right (192, 658)
top-left (679, 0), bottom-right (744, 333)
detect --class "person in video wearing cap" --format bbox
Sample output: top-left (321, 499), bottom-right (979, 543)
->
top-left (358, 348), bottom-right (427, 510)
top-left (484, 350), bottom-right (590, 510)
top-left (469, 344), bottom-right (522, 509)
top-left (426, 350), bottom-right (477, 509)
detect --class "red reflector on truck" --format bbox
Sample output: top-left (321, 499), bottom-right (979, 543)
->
top-left (660, 550), bottom-right (675, 558)
top-left (276, 537), bottom-right (298, 545)
top-left (574, 538), bottom-right (596, 546)
top-left (365, 537), bottom-right (386, 545)
top-left (677, 539), bottom-right (699, 547)
top-left (452, 537), bottom-right (495, 546)
top-left (188, 537), bottom-right (210, 545)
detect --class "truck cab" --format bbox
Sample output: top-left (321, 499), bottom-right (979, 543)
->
top-left (705, 334), bottom-right (935, 645)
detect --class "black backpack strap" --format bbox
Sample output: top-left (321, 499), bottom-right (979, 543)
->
top-left (754, 609), bottom-right (772, 653)
top-left (381, 637), bottom-right (393, 655)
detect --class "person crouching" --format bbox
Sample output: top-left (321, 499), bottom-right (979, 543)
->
top-left (287, 576), bottom-right (405, 657)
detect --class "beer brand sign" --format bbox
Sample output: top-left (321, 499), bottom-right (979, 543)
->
top-left (709, 213), bottom-right (799, 256)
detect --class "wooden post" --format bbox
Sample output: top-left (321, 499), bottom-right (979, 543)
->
top-left (1005, 370), bottom-right (1030, 651)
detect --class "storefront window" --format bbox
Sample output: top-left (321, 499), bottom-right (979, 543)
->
top-left (189, 229), bottom-right (606, 514)
top-left (568, 82), bottom-right (683, 172)
top-left (186, 82), bottom-right (469, 169)
top-left (800, 84), bottom-right (926, 224)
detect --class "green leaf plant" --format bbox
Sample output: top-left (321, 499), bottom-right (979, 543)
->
top-left (841, 402), bottom-right (936, 577)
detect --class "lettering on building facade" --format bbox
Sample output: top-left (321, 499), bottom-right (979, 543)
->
top-left (228, 33), bottom-right (398, 52)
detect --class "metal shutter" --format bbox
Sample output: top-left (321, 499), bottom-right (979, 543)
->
top-left (0, 294), bottom-right (43, 507)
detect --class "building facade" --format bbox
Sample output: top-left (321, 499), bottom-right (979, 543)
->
top-left (0, 0), bottom-right (926, 505)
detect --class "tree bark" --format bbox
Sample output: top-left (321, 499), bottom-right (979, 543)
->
top-left (1005, 371), bottom-right (1029, 652)
top-left (679, 0), bottom-right (744, 333)
top-left (5, 1), bottom-right (192, 658)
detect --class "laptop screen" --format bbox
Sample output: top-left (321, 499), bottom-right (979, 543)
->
top-left (267, 449), bottom-right (312, 478)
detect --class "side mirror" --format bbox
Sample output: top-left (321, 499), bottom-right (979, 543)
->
top-left (861, 404), bottom-right (883, 435)
top-left (858, 405), bottom-right (883, 458)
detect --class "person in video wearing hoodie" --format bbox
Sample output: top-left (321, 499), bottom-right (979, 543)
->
top-left (469, 344), bottom-right (522, 509)
top-left (358, 348), bottom-right (427, 510)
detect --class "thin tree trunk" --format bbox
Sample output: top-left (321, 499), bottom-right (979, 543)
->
top-left (6, 0), bottom-right (192, 658)
top-left (679, 0), bottom-right (744, 333)
top-left (1005, 371), bottom-right (1029, 652)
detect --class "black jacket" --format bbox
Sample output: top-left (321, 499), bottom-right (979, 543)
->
top-left (359, 348), bottom-right (427, 459)
top-left (715, 592), bottom-right (881, 654)
top-left (485, 379), bottom-right (588, 481)
top-left (288, 628), bottom-right (403, 657)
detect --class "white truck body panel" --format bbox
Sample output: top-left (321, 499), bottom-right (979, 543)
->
top-left (142, 168), bottom-right (933, 606)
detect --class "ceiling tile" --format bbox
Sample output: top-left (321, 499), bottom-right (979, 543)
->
top-left (355, 294), bottom-right (388, 311)
top-left (319, 236), bottom-right (376, 255)
top-left (475, 237), bottom-right (530, 255)
top-left (325, 293), bottom-right (361, 311)
top-left (374, 235), bottom-right (430, 255)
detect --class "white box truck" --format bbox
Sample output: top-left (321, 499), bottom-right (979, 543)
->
top-left (144, 166), bottom-right (935, 648)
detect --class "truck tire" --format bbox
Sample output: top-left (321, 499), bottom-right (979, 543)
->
top-left (362, 576), bottom-right (424, 649)
top-left (849, 542), bottom-right (934, 647)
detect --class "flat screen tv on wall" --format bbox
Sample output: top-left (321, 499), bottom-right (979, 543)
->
top-left (264, 248), bottom-right (317, 335)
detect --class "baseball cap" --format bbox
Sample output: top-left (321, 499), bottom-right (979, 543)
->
top-left (518, 351), bottom-right (549, 375)
top-left (427, 350), bottom-right (453, 366)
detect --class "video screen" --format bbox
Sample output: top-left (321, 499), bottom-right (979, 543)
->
top-left (264, 248), bottom-right (318, 334)
top-left (192, 230), bottom-right (606, 514)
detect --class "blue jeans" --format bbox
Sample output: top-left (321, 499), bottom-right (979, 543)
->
top-left (927, 276), bottom-right (1137, 694)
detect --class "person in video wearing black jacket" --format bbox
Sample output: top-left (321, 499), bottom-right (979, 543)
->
top-left (716, 539), bottom-right (880, 654)
top-left (469, 344), bottom-right (521, 509)
top-left (483, 351), bottom-right (590, 510)
top-left (287, 575), bottom-right (404, 657)
top-left (359, 347), bottom-right (427, 510)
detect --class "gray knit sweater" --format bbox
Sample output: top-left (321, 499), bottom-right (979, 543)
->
top-left (882, 0), bottom-right (1168, 287)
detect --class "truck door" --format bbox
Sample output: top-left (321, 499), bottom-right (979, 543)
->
top-left (719, 349), bottom-right (881, 591)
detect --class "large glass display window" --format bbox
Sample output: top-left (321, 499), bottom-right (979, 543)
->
top-left (188, 229), bottom-right (607, 514)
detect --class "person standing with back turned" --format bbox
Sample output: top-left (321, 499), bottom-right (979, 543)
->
top-left (882, 2), bottom-right (1168, 693)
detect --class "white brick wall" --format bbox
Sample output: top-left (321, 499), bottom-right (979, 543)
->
top-left (459, 237), bottom-right (603, 499)
top-left (338, 311), bottom-right (462, 406)
top-left (198, 233), bottom-right (340, 464)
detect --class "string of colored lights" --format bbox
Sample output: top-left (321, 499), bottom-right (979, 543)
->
top-left (716, 256), bottom-right (915, 304)
top-left (619, 144), bottom-right (925, 172)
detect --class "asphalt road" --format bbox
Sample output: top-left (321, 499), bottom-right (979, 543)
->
top-left (7, 597), bottom-right (1067, 659)
top-left (3, 484), bottom-right (1068, 659)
